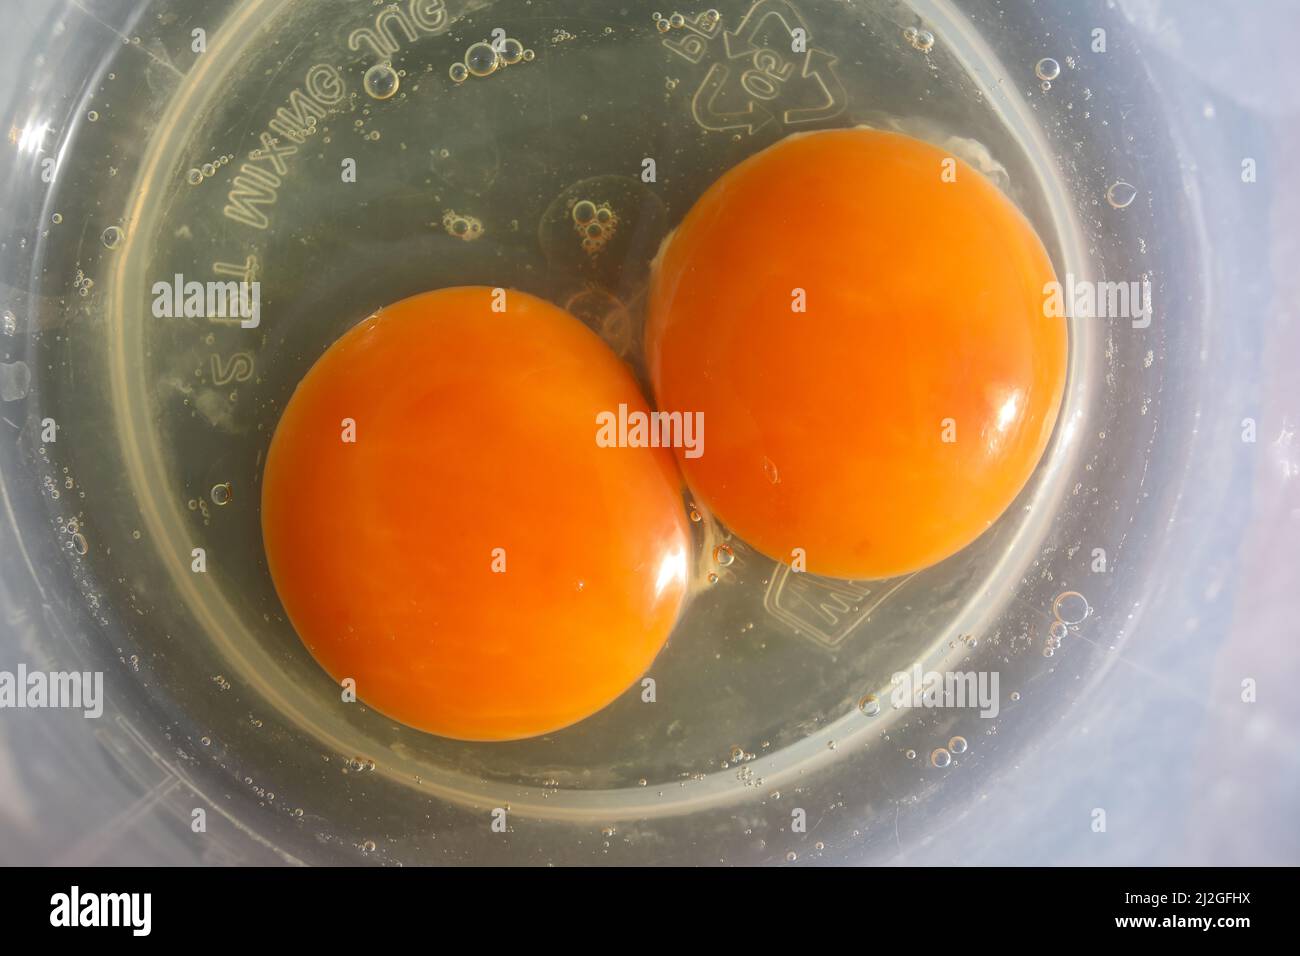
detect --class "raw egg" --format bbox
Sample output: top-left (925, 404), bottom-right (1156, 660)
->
top-left (646, 128), bottom-right (1067, 579)
top-left (262, 287), bottom-right (690, 740)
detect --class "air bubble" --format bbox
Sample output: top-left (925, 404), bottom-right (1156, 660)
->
top-left (930, 748), bottom-right (952, 768)
top-left (1035, 57), bottom-right (1061, 82)
top-left (448, 62), bottom-right (468, 83)
top-left (713, 543), bottom-right (734, 567)
top-left (858, 694), bottom-right (881, 717)
top-left (442, 210), bottom-right (483, 241)
top-left (905, 27), bottom-right (934, 52)
top-left (1049, 620), bottom-right (1069, 642)
top-left (499, 38), bottom-right (524, 65)
top-left (948, 735), bottom-right (968, 754)
top-left (186, 168), bottom-right (203, 185)
top-left (465, 42), bottom-right (500, 77)
top-left (87, 110), bottom-right (99, 122)
top-left (211, 482), bottom-right (233, 506)
top-left (51, 213), bottom-right (63, 224)
top-left (522, 49), bottom-right (535, 62)
top-left (905, 749), bottom-right (917, 760)
top-left (201, 162), bottom-right (215, 177)
top-left (101, 225), bottom-right (124, 249)
top-left (572, 200), bottom-right (597, 224)
top-left (363, 62), bottom-right (400, 100)
top-left (1105, 181), bottom-right (1137, 210)
top-left (669, 13), bottom-right (686, 28)
top-left (1052, 590), bottom-right (1091, 625)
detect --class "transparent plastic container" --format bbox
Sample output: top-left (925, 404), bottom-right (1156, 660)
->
top-left (1, 0), bottom-right (1297, 865)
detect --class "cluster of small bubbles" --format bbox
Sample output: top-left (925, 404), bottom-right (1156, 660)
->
top-left (858, 693), bottom-right (881, 717)
top-left (601, 825), bottom-right (616, 838)
top-left (2, 310), bottom-right (16, 336)
top-left (211, 674), bottom-right (232, 691)
top-left (930, 747), bottom-right (952, 768)
top-left (903, 26), bottom-right (935, 52)
top-left (713, 542), bottom-right (735, 567)
top-left (73, 269), bottom-right (94, 297)
top-left (186, 155), bottom-right (232, 186)
top-left (1106, 180), bottom-right (1137, 210)
top-left (571, 198), bottom-right (619, 254)
top-left (101, 225), bottom-right (124, 249)
top-left (363, 61), bottom-right (400, 100)
top-left (948, 735), bottom-right (968, 754)
top-left (1035, 57), bottom-right (1060, 92)
top-left (210, 481), bottom-right (233, 506)
top-left (346, 756), bottom-right (377, 773)
top-left (451, 37), bottom-right (533, 83)
top-left (1043, 590), bottom-right (1089, 655)
top-left (441, 209), bottom-right (484, 241)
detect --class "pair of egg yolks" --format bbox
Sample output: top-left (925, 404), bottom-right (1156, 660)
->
top-left (261, 287), bottom-right (690, 741)
top-left (262, 129), bottom-right (1067, 740)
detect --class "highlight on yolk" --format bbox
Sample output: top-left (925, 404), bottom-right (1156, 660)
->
top-left (646, 128), bottom-right (1068, 580)
top-left (261, 287), bottom-right (690, 741)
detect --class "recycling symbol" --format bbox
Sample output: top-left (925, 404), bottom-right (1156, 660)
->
top-left (662, 0), bottom-right (847, 136)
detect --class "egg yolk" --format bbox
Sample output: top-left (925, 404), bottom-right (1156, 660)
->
top-left (647, 128), bottom-right (1067, 580)
top-left (261, 287), bottom-right (690, 741)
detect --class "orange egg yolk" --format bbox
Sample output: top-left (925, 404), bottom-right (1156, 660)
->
top-left (262, 287), bottom-right (690, 740)
top-left (646, 128), bottom-right (1067, 580)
